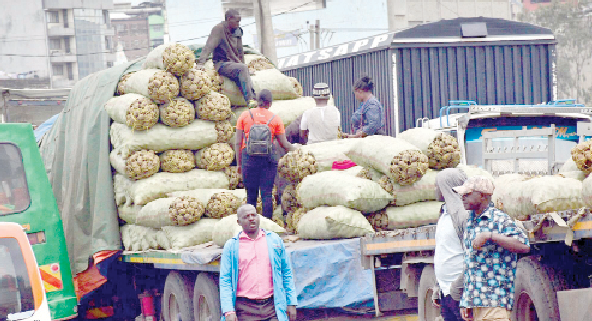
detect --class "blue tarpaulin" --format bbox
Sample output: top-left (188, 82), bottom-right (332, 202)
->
top-left (34, 114), bottom-right (59, 143)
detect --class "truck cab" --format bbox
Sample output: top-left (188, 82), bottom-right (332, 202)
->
top-left (0, 222), bottom-right (51, 321)
top-left (0, 124), bottom-right (77, 320)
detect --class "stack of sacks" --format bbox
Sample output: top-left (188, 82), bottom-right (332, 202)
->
top-left (107, 44), bottom-right (258, 251)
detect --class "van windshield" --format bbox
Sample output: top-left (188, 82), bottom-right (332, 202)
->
top-left (0, 238), bottom-right (35, 321)
top-left (0, 144), bottom-right (30, 215)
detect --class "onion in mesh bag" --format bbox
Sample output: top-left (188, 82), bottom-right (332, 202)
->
top-left (160, 150), bottom-right (196, 173)
top-left (170, 196), bottom-right (205, 226)
top-left (104, 94), bottom-right (159, 131)
top-left (366, 211), bottom-right (389, 232)
top-left (289, 208), bottom-right (307, 234)
top-left (248, 57), bottom-right (275, 73)
top-left (572, 141), bottom-right (592, 175)
top-left (288, 77), bottom-right (303, 97)
top-left (116, 72), bottom-right (134, 96)
top-left (206, 192), bottom-right (242, 219)
top-left (281, 183), bottom-right (301, 214)
top-left (215, 120), bottom-right (234, 143)
top-left (180, 68), bottom-right (212, 100)
top-left (159, 98), bottom-right (195, 127)
top-left (125, 150), bottom-right (160, 180)
top-left (390, 150), bottom-right (429, 185)
top-left (252, 194), bottom-right (278, 214)
top-left (427, 134), bottom-right (461, 169)
top-left (196, 92), bottom-right (232, 121)
top-left (196, 143), bottom-right (234, 171)
top-left (378, 175), bottom-right (397, 206)
top-left (162, 44), bottom-right (195, 76)
top-left (148, 70), bottom-right (180, 104)
top-left (224, 166), bottom-right (244, 190)
top-left (278, 149), bottom-right (318, 182)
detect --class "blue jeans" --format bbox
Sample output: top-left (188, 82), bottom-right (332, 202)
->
top-left (218, 62), bottom-right (256, 102)
top-left (242, 150), bottom-right (277, 219)
top-left (441, 294), bottom-right (463, 321)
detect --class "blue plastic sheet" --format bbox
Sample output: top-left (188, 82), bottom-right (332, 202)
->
top-left (287, 238), bottom-right (374, 308)
top-left (34, 114), bottom-right (59, 143)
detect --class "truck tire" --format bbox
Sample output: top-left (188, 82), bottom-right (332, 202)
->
top-left (163, 271), bottom-right (195, 321)
top-left (512, 256), bottom-right (566, 321)
top-left (193, 273), bottom-right (221, 321)
top-left (418, 265), bottom-right (442, 321)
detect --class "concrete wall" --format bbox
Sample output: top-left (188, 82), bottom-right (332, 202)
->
top-left (0, 2), bottom-right (50, 78)
top-left (6, 101), bottom-right (64, 126)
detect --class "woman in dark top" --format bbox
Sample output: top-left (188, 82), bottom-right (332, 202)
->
top-left (344, 75), bottom-right (386, 137)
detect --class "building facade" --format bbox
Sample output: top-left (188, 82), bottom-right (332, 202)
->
top-left (0, 0), bottom-right (114, 88)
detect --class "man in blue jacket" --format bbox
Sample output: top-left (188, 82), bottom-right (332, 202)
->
top-left (219, 204), bottom-right (297, 321)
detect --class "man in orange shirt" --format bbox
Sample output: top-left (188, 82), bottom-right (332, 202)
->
top-left (235, 89), bottom-right (296, 219)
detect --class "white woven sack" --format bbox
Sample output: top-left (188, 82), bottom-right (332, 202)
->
top-left (110, 147), bottom-right (127, 175)
top-left (383, 202), bottom-right (443, 229)
top-left (168, 189), bottom-right (246, 205)
top-left (456, 165), bottom-right (494, 180)
top-left (389, 169), bottom-right (439, 206)
top-left (115, 169), bottom-right (229, 205)
top-left (300, 139), bottom-right (362, 172)
top-left (114, 174), bottom-right (133, 206)
top-left (121, 224), bottom-right (169, 251)
top-left (341, 166), bottom-right (366, 177)
top-left (398, 128), bottom-right (440, 155)
top-left (111, 121), bottom-right (218, 156)
top-left (143, 44), bottom-right (168, 70)
top-left (221, 69), bottom-right (300, 106)
top-left (121, 69), bottom-right (179, 104)
top-left (296, 206), bottom-right (374, 240)
top-left (583, 175), bottom-right (592, 207)
top-left (104, 93), bottom-right (157, 127)
top-left (131, 197), bottom-right (192, 228)
top-left (492, 174), bottom-right (528, 210)
top-left (298, 171), bottom-right (393, 212)
top-left (558, 158), bottom-right (586, 181)
top-left (346, 136), bottom-right (423, 183)
top-left (162, 219), bottom-right (219, 250)
top-left (212, 214), bottom-right (286, 247)
top-left (118, 204), bottom-right (142, 224)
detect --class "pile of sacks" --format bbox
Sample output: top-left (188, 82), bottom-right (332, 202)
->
top-left (284, 130), bottom-right (479, 240)
top-left (108, 43), bottom-right (310, 251)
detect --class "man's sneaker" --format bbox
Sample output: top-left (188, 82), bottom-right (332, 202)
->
top-left (248, 99), bottom-right (258, 108)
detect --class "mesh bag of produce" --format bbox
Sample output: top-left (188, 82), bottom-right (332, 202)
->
top-left (298, 171), bottom-right (393, 212)
top-left (169, 196), bottom-right (205, 226)
top-left (159, 98), bottom-right (195, 127)
top-left (125, 150), bottom-right (160, 180)
top-left (558, 157), bottom-right (586, 181)
top-left (252, 193), bottom-right (278, 214)
top-left (286, 208), bottom-right (307, 234)
top-left (168, 189), bottom-right (246, 206)
top-left (373, 202), bottom-right (443, 230)
top-left (110, 121), bottom-right (220, 155)
top-left (378, 169), bottom-right (439, 206)
top-left (215, 120), bottom-right (234, 143)
top-left (161, 219), bottom-right (219, 250)
top-left (356, 167), bottom-right (384, 182)
top-left (212, 214), bottom-right (286, 247)
top-left (159, 149), bottom-right (195, 173)
top-left (206, 191), bottom-right (242, 219)
top-left (366, 211), bottom-right (389, 232)
top-left (196, 92), bottom-right (232, 121)
top-left (116, 72), bottom-right (134, 96)
top-left (297, 206), bottom-right (374, 240)
top-left (278, 149), bottom-right (318, 182)
top-left (203, 60), bottom-right (223, 93)
top-left (115, 169), bottom-right (230, 205)
top-left (121, 225), bottom-right (164, 251)
top-left (224, 166), bottom-right (244, 190)
top-left (196, 143), bottom-right (234, 171)
top-left (247, 56), bottom-right (275, 73)
top-left (122, 69), bottom-right (180, 104)
top-left (180, 68), bottom-right (212, 101)
top-left (221, 69), bottom-right (301, 106)
top-left (572, 141), bottom-right (592, 175)
top-left (131, 196), bottom-right (204, 228)
top-left (288, 77), bottom-right (303, 96)
top-left (492, 174), bottom-right (528, 211)
top-left (144, 43), bottom-right (195, 76)
top-left (300, 139), bottom-right (361, 172)
top-left (347, 136), bottom-right (429, 186)
top-left (398, 128), bottom-right (461, 169)
top-left (583, 175), bottom-right (592, 207)
top-left (272, 207), bottom-right (285, 228)
top-left (281, 183), bottom-right (301, 214)
top-left (104, 94), bottom-right (159, 130)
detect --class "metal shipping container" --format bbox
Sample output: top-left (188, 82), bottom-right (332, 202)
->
top-left (279, 17), bottom-right (556, 135)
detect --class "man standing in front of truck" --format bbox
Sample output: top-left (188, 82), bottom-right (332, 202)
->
top-left (453, 176), bottom-right (530, 321)
top-left (219, 204), bottom-right (298, 321)
top-left (197, 9), bottom-right (258, 108)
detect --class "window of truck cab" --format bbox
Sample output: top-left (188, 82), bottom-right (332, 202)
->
top-left (0, 143), bottom-right (30, 215)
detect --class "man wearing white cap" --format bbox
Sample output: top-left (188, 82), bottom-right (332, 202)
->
top-left (453, 176), bottom-right (530, 321)
top-left (299, 83), bottom-right (341, 144)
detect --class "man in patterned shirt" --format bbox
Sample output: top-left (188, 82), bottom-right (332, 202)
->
top-left (453, 176), bottom-right (530, 321)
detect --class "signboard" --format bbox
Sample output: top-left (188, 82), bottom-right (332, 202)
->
top-left (278, 32), bottom-right (396, 70)
top-left (465, 126), bottom-right (579, 142)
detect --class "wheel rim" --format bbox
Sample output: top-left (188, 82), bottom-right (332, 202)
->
top-left (424, 288), bottom-right (440, 321)
top-left (169, 293), bottom-right (180, 321)
top-left (516, 292), bottom-right (539, 321)
top-left (197, 294), bottom-right (212, 321)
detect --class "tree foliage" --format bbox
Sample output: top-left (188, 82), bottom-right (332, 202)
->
top-left (519, 1), bottom-right (592, 104)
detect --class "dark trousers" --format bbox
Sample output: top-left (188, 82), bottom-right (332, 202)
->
top-left (242, 150), bottom-right (278, 219)
top-left (218, 62), bottom-right (256, 102)
top-left (441, 294), bottom-right (463, 321)
top-left (236, 297), bottom-right (278, 321)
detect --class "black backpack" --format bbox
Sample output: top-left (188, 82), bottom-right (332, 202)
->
top-left (246, 110), bottom-right (275, 156)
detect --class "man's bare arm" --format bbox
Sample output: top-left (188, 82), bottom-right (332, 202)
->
top-left (198, 26), bottom-right (222, 65)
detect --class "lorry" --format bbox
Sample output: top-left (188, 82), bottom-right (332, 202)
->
top-left (360, 100), bottom-right (592, 321)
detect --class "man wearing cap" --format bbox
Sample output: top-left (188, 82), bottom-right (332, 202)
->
top-left (453, 176), bottom-right (530, 321)
top-left (299, 83), bottom-right (341, 144)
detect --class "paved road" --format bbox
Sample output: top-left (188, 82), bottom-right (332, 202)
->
top-left (297, 308), bottom-right (418, 321)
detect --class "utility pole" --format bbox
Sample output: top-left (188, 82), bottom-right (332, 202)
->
top-left (309, 22), bottom-right (315, 50)
top-left (386, 0), bottom-right (408, 31)
top-left (254, 0), bottom-right (277, 65)
top-left (315, 20), bottom-right (320, 49)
